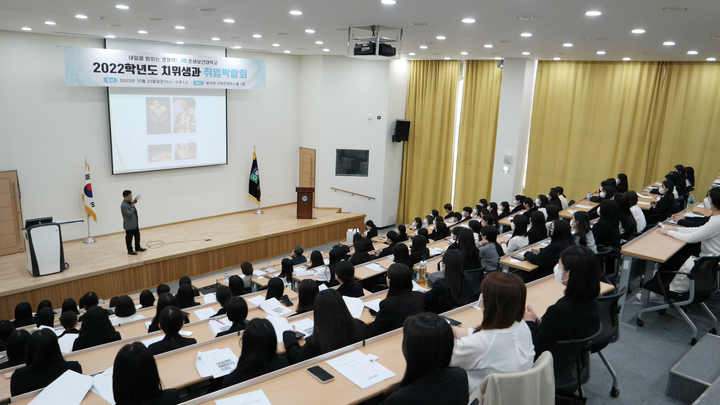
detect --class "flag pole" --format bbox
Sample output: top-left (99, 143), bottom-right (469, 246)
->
top-left (82, 214), bottom-right (95, 244)
top-left (253, 146), bottom-right (263, 214)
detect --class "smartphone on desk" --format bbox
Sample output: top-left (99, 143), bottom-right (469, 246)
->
top-left (368, 308), bottom-right (378, 317)
top-left (280, 294), bottom-right (293, 306)
top-left (511, 255), bottom-right (527, 261)
top-left (440, 315), bottom-right (461, 327)
top-left (307, 365), bottom-right (335, 383)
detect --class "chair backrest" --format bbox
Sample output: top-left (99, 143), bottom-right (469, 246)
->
top-left (473, 351), bottom-right (555, 405)
top-left (592, 287), bottom-right (626, 351)
top-left (465, 268), bottom-right (484, 301)
top-left (690, 256), bottom-right (720, 298)
top-left (552, 325), bottom-right (602, 393)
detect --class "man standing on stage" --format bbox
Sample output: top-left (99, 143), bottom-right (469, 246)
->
top-left (121, 190), bottom-right (146, 255)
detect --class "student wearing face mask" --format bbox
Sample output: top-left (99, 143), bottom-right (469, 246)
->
top-left (555, 186), bottom-right (568, 210)
top-left (646, 179), bottom-right (676, 225)
top-left (615, 174), bottom-right (629, 193)
top-left (547, 189), bottom-right (563, 209)
top-left (571, 212), bottom-right (597, 253)
top-left (625, 191), bottom-right (647, 233)
top-left (488, 202), bottom-right (499, 224)
top-left (497, 201), bottom-right (511, 220)
top-left (509, 195), bottom-right (526, 214)
top-left (412, 217), bottom-right (423, 231)
top-left (460, 207), bottom-right (473, 223)
top-left (503, 214), bottom-right (529, 254)
top-left (521, 198), bottom-right (537, 221)
top-left (534, 195), bottom-right (549, 220)
top-left (524, 220), bottom-right (574, 278)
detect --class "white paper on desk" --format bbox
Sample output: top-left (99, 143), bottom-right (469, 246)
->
top-left (411, 280), bottom-right (429, 293)
top-left (194, 307), bottom-right (217, 321)
top-left (325, 351), bottom-right (396, 390)
top-left (265, 316), bottom-right (290, 342)
top-left (135, 304), bottom-right (143, 310)
top-left (58, 333), bottom-right (79, 354)
top-left (145, 321), bottom-right (152, 329)
top-left (574, 204), bottom-right (593, 209)
top-left (203, 293), bottom-right (218, 305)
top-left (91, 367), bottom-right (115, 405)
top-left (258, 298), bottom-right (293, 317)
top-left (318, 284), bottom-right (328, 292)
top-left (247, 295), bottom-right (266, 307)
top-left (324, 259), bottom-right (330, 265)
top-left (428, 247), bottom-right (444, 256)
top-left (686, 212), bottom-right (704, 218)
top-left (196, 348), bottom-right (237, 379)
top-left (253, 269), bottom-right (266, 276)
top-left (289, 318), bottom-right (314, 338)
top-left (342, 296), bottom-right (365, 319)
top-left (638, 201), bottom-right (651, 206)
top-left (509, 259), bottom-right (521, 264)
top-left (208, 317), bottom-right (234, 335)
top-left (363, 299), bottom-right (382, 313)
top-left (142, 334), bottom-right (165, 347)
top-left (109, 313), bottom-right (146, 326)
top-left (29, 369), bottom-right (93, 405)
top-left (216, 389), bottom-right (272, 405)
top-left (52, 328), bottom-right (64, 337)
top-left (294, 269), bottom-right (315, 277)
top-left (364, 263), bottom-right (386, 272)
top-left (567, 210), bottom-right (577, 214)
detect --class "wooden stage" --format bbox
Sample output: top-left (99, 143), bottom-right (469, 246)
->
top-left (0, 204), bottom-right (365, 320)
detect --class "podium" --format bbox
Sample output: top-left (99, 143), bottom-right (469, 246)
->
top-left (23, 223), bottom-right (66, 277)
top-left (296, 187), bottom-right (315, 219)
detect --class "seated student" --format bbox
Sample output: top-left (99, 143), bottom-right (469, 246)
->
top-left (222, 319), bottom-right (290, 388)
top-left (370, 263), bottom-right (425, 336)
top-left (424, 214), bottom-right (434, 228)
top-left (450, 272), bottom-right (534, 394)
top-left (215, 297), bottom-right (249, 338)
top-left (58, 311), bottom-right (79, 337)
top-left (448, 229), bottom-right (481, 270)
top-left (393, 243), bottom-right (413, 269)
top-left (446, 227), bottom-right (463, 250)
top-left (290, 246), bottom-right (307, 265)
top-left (34, 307), bottom-right (55, 332)
top-left (412, 217), bottom-right (424, 231)
top-left (114, 295), bottom-right (138, 321)
top-left (113, 342), bottom-right (181, 405)
top-left (547, 188), bottom-right (563, 209)
top-left (240, 261), bottom-right (254, 290)
top-left (0, 320), bottom-right (15, 352)
top-left (478, 226), bottom-right (503, 272)
top-left (11, 329), bottom-right (82, 396)
top-left (410, 235), bottom-right (431, 265)
top-left (307, 250), bottom-right (324, 269)
top-left (428, 221), bottom-right (450, 242)
top-left (523, 246), bottom-right (600, 383)
top-left (384, 313), bottom-right (469, 405)
top-left (431, 209), bottom-right (440, 219)
top-left (365, 220), bottom-right (379, 239)
top-left (350, 238), bottom-right (377, 266)
top-left (295, 279), bottom-right (319, 315)
top-left (468, 220), bottom-right (482, 244)
top-left (13, 302), bottom-right (35, 327)
top-left (228, 275), bottom-right (246, 297)
top-left (672, 167), bottom-right (688, 197)
top-left (618, 192), bottom-right (638, 239)
top-left (615, 173), bottom-right (629, 193)
top-left (524, 220), bottom-right (574, 278)
top-left (646, 179), bottom-right (676, 224)
top-left (488, 203), bottom-right (500, 224)
top-left (397, 224), bottom-right (410, 242)
top-left (535, 195), bottom-right (549, 220)
top-left (425, 250), bottom-right (473, 313)
top-left (503, 214), bottom-right (529, 254)
top-left (443, 203), bottom-right (455, 219)
top-left (526, 211), bottom-right (548, 245)
top-left (685, 166), bottom-right (695, 190)
top-left (593, 200), bottom-right (622, 249)
top-left (521, 198), bottom-right (537, 221)
top-left (480, 214), bottom-right (496, 229)
top-left (589, 181), bottom-right (614, 203)
top-left (335, 261), bottom-right (364, 297)
top-left (379, 231), bottom-right (400, 257)
top-left (175, 283), bottom-right (200, 309)
top-left (278, 258), bottom-right (294, 288)
top-left (138, 290), bottom-right (155, 308)
top-left (157, 283), bottom-right (171, 296)
top-left (321, 248), bottom-right (343, 288)
top-left (178, 276), bottom-right (201, 297)
top-left (571, 211), bottom-right (597, 253)
top-left (498, 201), bottom-right (511, 220)
top-left (417, 227), bottom-right (431, 243)
top-left (72, 306), bottom-right (121, 351)
top-left (555, 186), bottom-right (569, 209)
top-left (0, 329), bottom-right (30, 371)
top-left (452, 212), bottom-right (463, 223)
top-left (212, 286), bottom-right (233, 318)
top-left (148, 307), bottom-right (197, 355)
top-left (545, 205), bottom-right (561, 230)
top-left (148, 293), bottom-right (190, 333)
top-left (283, 289), bottom-right (369, 364)
top-left (265, 277), bottom-right (285, 301)
top-left (36, 300), bottom-right (53, 315)
top-left (61, 298), bottom-right (80, 315)
top-left (625, 191), bottom-right (647, 233)
top-left (477, 198), bottom-right (489, 213)
top-left (509, 195), bottom-right (526, 214)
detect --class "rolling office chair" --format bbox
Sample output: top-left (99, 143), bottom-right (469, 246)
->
top-left (465, 268), bottom-right (484, 301)
top-left (595, 246), bottom-right (621, 286)
top-left (553, 326), bottom-right (603, 404)
top-left (591, 288), bottom-right (626, 398)
top-left (469, 351), bottom-right (555, 405)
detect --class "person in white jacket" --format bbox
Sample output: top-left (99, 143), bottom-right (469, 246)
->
top-left (449, 272), bottom-right (534, 394)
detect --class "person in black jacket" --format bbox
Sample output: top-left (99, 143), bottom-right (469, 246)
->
top-left (369, 263), bottom-right (424, 336)
top-left (349, 238), bottom-right (377, 266)
top-left (447, 228), bottom-right (480, 271)
top-left (11, 329), bottom-right (82, 396)
top-left (524, 220), bottom-right (573, 278)
top-left (139, 290), bottom-right (156, 308)
top-left (393, 244), bottom-right (413, 269)
top-left (13, 302), bottom-right (35, 328)
top-left (365, 220), bottom-right (379, 239)
top-left (290, 246), bottom-right (307, 265)
top-left (429, 221), bottom-right (450, 242)
top-left (509, 195), bottom-right (526, 215)
top-left (148, 293), bottom-right (190, 333)
top-left (592, 199), bottom-right (622, 249)
top-left (521, 198), bottom-right (537, 221)
top-left (283, 289), bottom-right (369, 364)
top-left (113, 342), bottom-right (181, 405)
top-left (148, 306), bottom-right (197, 355)
top-left (379, 231), bottom-right (400, 257)
top-left (409, 235), bottom-right (431, 265)
top-left (397, 224), bottom-right (410, 242)
top-left (523, 246), bottom-right (600, 385)
top-left (526, 211), bottom-right (548, 245)
top-left (178, 276), bottom-right (201, 297)
top-left (0, 329), bottom-right (29, 371)
top-left (223, 318), bottom-right (290, 387)
top-left (175, 283), bottom-right (200, 309)
top-left (425, 250), bottom-right (473, 313)
top-left (384, 313), bottom-right (469, 405)
top-left (72, 306), bottom-right (121, 352)
top-left (295, 279), bottom-right (319, 315)
top-left (646, 179), bottom-right (676, 224)
top-left (0, 320), bottom-right (15, 352)
top-left (58, 311), bottom-right (80, 338)
top-left (215, 297), bottom-right (249, 338)
top-left (443, 203), bottom-right (455, 219)
top-left (616, 173), bottom-right (629, 193)
top-left (228, 274), bottom-right (246, 297)
top-left (335, 261), bottom-right (364, 297)
top-left (212, 286), bottom-right (232, 318)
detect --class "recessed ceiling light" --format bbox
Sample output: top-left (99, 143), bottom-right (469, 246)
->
top-left (223, 19), bottom-right (235, 23)
top-left (597, 51), bottom-right (606, 55)
top-left (623, 57), bottom-right (631, 61)
top-left (660, 7), bottom-right (688, 12)
top-left (45, 21), bottom-right (56, 25)
top-left (521, 33), bottom-right (532, 37)
top-left (707, 58), bottom-right (717, 61)
top-left (305, 29), bottom-right (315, 33)
top-left (484, 44), bottom-right (493, 48)
top-left (233, 45), bottom-right (242, 49)
top-left (419, 45), bottom-right (428, 49)
top-left (138, 30), bottom-right (147, 34)
top-left (272, 43), bottom-right (280, 47)
top-left (436, 36), bottom-right (446, 40)
top-left (461, 51), bottom-right (468, 55)
top-left (21, 27), bottom-right (31, 31)
top-left (75, 14), bottom-right (88, 19)
top-left (563, 43), bottom-right (573, 47)
top-left (323, 48), bottom-right (330, 52)
top-left (687, 50), bottom-right (698, 55)
top-left (522, 52), bottom-right (530, 55)
top-left (105, 35), bottom-right (116, 38)
top-left (253, 34), bottom-right (262, 38)
top-left (663, 41), bottom-right (675, 46)
top-left (284, 50), bottom-right (291, 53)
top-left (115, 4), bottom-right (129, 10)
top-left (585, 11), bottom-right (601, 16)
top-left (631, 29), bottom-right (645, 34)
top-left (381, 0), bottom-right (397, 4)
top-left (409, 52), bottom-right (415, 56)
top-left (553, 57), bottom-right (561, 60)
top-left (315, 41), bottom-right (323, 45)
top-left (494, 57), bottom-right (502, 60)
top-left (461, 18), bottom-right (475, 23)
top-left (444, 57), bottom-right (450, 60)
top-left (289, 10), bottom-right (302, 15)
top-left (175, 26), bottom-right (185, 30)
top-left (212, 37), bottom-right (220, 41)
top-left (177, 41), bottom-right (184, 44)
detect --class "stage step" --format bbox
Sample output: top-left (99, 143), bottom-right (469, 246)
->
top-left (667, 333), bottom-right (720, 403)
top-left (694, 373), bottom-right (720, 405)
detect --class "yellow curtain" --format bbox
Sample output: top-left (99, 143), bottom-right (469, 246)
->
top-left (647, 62), bottom-right (720, 193)
top-left (453, 61), bottom-right (503, 209)
top-left (524, 61), bottom-right (666, 200)
top-left (397, 60), bottom-right (460, 224)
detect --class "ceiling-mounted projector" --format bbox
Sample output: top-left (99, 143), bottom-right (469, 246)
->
top-left (354, 42), bottom-right (396, 57)
top-left (347, 25), bottom-right (403, 60)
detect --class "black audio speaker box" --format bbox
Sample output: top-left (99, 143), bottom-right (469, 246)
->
top-left (393, 119), bottom-right (410, 142)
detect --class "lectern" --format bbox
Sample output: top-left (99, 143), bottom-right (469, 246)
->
top-left (23, 223), bottom-right (66, 277)
top-left (296, 187), bottom-right (314, 219)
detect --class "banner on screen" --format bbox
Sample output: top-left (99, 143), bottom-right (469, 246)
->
top-left (64, 47), bottom-right (265, 89)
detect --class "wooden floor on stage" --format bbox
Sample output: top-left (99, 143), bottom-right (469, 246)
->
top-left (0, 204), bottom-right (365, 316)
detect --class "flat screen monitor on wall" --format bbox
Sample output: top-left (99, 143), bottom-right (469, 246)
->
top-left (108, 87), bottom-right (228, 174)
top-left (335, 149), bottom-right (369, 177)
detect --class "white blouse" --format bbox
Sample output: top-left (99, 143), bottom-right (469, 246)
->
top-left (630, 205), bottom-right (647, 233)
top-left (668, 216), bottom-right (720, 257)
top-left (504, 235), bottom-right (529, 254)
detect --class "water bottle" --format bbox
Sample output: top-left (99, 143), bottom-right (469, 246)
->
top-left (687, 194), bottom-right (695, 214)
top-left (419, 256), bottom-right (427, 285)
top-left (586, 191), bottom-right (591, 201)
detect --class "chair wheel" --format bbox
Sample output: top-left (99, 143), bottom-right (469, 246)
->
top-left (710, 328), bottom-right (717, 335)
top-left (611, 387), bottom-right (620, 398)
top-left (659, 309), bottom-right (666, 315)
top-left (691, 338), bottom-right (698, 345)
top-left (636, 318), bottom-right (644, 327)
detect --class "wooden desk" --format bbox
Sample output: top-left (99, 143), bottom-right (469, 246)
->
top-left (498, 238), bottom-right (551, 273)
top-left (499, 210), bottom-right (526, 227)
top-left (559, 199), bottom-right (599, 219)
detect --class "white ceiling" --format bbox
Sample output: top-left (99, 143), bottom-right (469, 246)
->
top-left (1, 0), bottom-right (718, 61)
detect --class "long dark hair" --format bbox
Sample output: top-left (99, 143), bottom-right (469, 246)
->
top-left (25, 329), bottom-right (64, 369)
top-left (441, 250), bottom-right (469, 307)
top-left (413, 217), bottom-right (423, 229)
top-left (573, 211), bottom-right (592, 247)
top-left (386, 263), bottom-right (413, 297)
top-left (296, 279), bottom-right (319, 314)
top-left (411, 235), bottom-right (427, 253)
top-left (6, 329), bottom-right (30, 365)
top-left (152, 293), bottom-right (181, 326)
top-left (113, 342), bottom-right (163, 404)
top-left (225, 297), bottom-right (249, 326)
top-left (511, 214), bottom-right (528, 238)
top-left (434, 222), bottom-right (450, 240)
top-left (550, 220), bottom-right (574, 246)
top-left (75, 306), bottom-right (117, 349)
top-left (139, 290), bottom-right (155, 308)
top-left (529, 211), bottom-right (547, 239)
top-left (545, 205), bottom-right (560, 222)
top-left (686, 167), bottom-right (695, 187)
top-left (312, 289), bottom-right (367, 354)
top-left (175, 284), bottom-right (198, 308)
top-left (159, 306), bottom-right (184, 351)
top-left (0, 320), bottom-right (15, 342)
top-left (548, 188), bottom-right (562, 207)
top-left (61, 298), bottom-right (80, 315)
top-left (228, 275), bottom-right (245, 296)
top-left (327, 248), bottom-right (344, 282)
top-left (36, 307), bottom-right (54, 328)
top-left (619, 192), bottom-right (638, 229)
top-left (235, 318), bottom-right (279, 374)
top-left (216, 285), bottom-right (232, 308)
top-left (475, 272), bottom-right (525, 332)
top-left (265, 278), bottom-right (285, 300)
top-left (392, 244), bottom-right (412, 268)
top-left (561, 246), bottom-right (601, 303)
top-left (481, 226), bottom-right (504, 257)
top-left (14, 302), bottom-right (34, 327)
top-left (457, 229), bottom-right (479, 264)
top-left (36, 300), bottom-right (52, 315)
top-left (309, 250), bottom-right (324, 268)
top-left (335, 260), bottom-right (356, 285)
top-left (115, 295), bottom-right (137, 317)
top-left (279, 258), bottom-right (294, 284)
top-left (397, 224), bottom-right (408, 239)
top-left (599, 199), bottom-right (620, 226)
top-left (80, 291), bottom-right (99, 309)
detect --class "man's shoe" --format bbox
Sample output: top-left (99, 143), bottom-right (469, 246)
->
top-left (136, 247), bottom-right (147, 252)
top-left (128, 250), bottom-right (138, 255)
